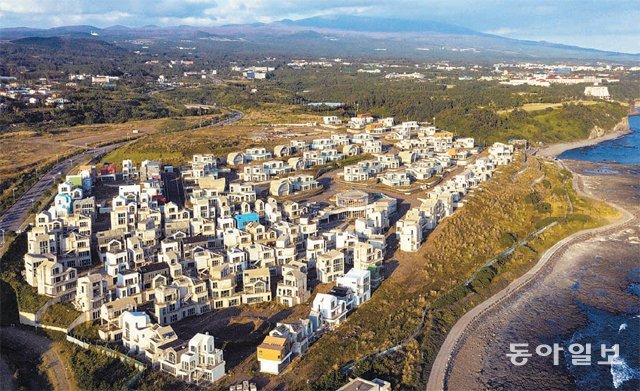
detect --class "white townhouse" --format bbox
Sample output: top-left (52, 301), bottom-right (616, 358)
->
top-left (316, 249), bottom-right (345, 283)
top-left (309, 293), bottom-right (348, 330)
top-left (336, 268), bottom-right (371, 307)
top-left (157, 333), bottom-right (226, 384)
top-left (245, 147), bottom-right (272, 161)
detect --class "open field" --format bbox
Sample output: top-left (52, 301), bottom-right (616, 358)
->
top-left (497, 100), bottom-right (598, 114)
top-left (240, 103), bottom-right (325, 126)
top-left (0, 113), bottom-right (227, 180)
top-left (99, 116), bottom-right (338, 168)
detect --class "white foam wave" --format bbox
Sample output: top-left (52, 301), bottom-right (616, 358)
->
top-left (610, 356), bottom-right (640, 389)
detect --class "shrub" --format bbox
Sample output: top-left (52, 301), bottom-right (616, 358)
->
top-left (535, 216), bottom-right (558, 230)
top-left (40, 302), bottom-right (82, 328)
top-left (567, 214), bottom-right (591, 224)
top-left (536, 202), bottom-right (552, 213)
top-left (524, 192), bottom-right (541, 204)
top-left (66, 344), bottom-right (133, 391)
top-left (499, 232), bottom-right (517, 247)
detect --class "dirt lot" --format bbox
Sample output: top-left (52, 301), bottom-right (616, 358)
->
top-left (170, 282), bottom-right (333, 388)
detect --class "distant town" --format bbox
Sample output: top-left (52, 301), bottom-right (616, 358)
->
top-left (1, 60), bottom-right (634, 112)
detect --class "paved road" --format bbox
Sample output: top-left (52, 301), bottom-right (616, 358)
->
top-left (0, 143), bottom-right (122, 232)
top-left (0, 109), bottom-right (244, 234)
top-left (426, 164), bottom-right (634, 391)
top-left (0, 327), bottom-right (75, 391)
top-left (162, 170), bottom-right (186, 207)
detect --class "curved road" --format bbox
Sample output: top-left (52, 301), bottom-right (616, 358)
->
top-left (0, 327), bottom-right (75, 391)
top-left (0, 109), bottom-right (244, 234)
top-left (426, 164), bottom-right (634, 391)
top-left (0, 143), bottom-right (123, 233)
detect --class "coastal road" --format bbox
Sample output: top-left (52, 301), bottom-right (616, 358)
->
top-left (0, 143), bottom-right (122, 233)
top-left (426, 163), bottom-right (634, 391)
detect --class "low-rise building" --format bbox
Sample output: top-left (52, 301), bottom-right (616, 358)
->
top-left (309, 293), bottom-right (348, 330)
top-left (241, 267), bottom-right (271, 304)
top-left (157, 333), bottom-right (226, 384)
top-left (257, 335), bottom-right (291, 374)
top-left (316, 249), bottom-right (345, 283)
top-left (276, 264), bottom-right (309, 307)
top-left (336, 268), bottom-right (371, 307)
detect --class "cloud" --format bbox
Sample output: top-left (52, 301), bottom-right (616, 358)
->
top-left (158, 16), bottom-right (218, 26)
top-left (0, 0), bottom-right (637, 52)
top-left (484, 27), bottom-right (517, 36)
top-left (0, 0), bottom-right (48, 14)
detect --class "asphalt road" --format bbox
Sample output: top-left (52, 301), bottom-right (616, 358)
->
top-left (162, 170), bottom-right (186, 207)
top-left (0, 110), bottom-right (244, 234)
top-left (0, 143), bottom-right (122, 232)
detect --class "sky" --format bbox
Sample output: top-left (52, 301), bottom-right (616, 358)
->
top-left (0, 0), bottom-right (638, 53)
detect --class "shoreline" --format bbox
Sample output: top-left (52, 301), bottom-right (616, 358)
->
top-left (426, 160), bottom-right (636, 391)
top-left (537, 118), bottom-right (632, 157)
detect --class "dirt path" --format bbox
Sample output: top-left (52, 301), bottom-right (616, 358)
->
top-left (0, 327), bottom-right (76, 391)
top-left (427, 161), bottom-right (636, 390)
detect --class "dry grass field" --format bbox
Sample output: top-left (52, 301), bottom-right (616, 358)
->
top-left (99, 107), bottom-right (335, 167)
top-left (241, 103), bottom-right (326, 126)
top-left (497, 100), bottom-right (598, 114)
top-left (0, 113), bottom-right (226, 182)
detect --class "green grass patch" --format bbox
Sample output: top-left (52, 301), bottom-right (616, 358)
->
top-left (40, 302), bottom-right (82, 328)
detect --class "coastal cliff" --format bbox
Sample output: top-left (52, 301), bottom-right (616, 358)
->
top-left (589, 116), bottom-right (629, 139)
top-left (539, 115), bottom-right (632, 157)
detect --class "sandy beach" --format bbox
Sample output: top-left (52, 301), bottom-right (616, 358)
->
top-left (431, 160), bottom-right (640, 390)
top-left (537, 119), bottom-right (631, 157)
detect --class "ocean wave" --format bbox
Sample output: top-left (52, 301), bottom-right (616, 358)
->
top-left (610, 356), bottom-right (640, 389)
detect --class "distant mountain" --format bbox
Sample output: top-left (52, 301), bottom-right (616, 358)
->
top-left (0, 25), bottom-right (100, 39)
top-left (103, 25), bottom-right (131, 31)
top-left (277, 15), bottom-right (480, 35)
top-left (0, 16), bottom-right (638, 61)
top-left (6, 36), bottom-right (126, 59)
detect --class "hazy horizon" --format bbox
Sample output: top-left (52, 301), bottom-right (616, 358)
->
top-left (0, 0), bottom-right (638, 54)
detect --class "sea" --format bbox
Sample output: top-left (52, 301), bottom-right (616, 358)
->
top-left (563, 284), bottom-right (640, 390)
top-left (558, 113), bottom-right (640, 164)
top-left (559, 113), bottom-right (640, 390)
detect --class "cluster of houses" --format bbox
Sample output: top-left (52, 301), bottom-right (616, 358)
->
top-left (498, 73), bottom-right (619, 88)
top-left (0, 76), bottom-right (70, 108)
top-left (20, 112), bottom-right (516, 385)
top-left (396, 142), bottom-right (514, 251)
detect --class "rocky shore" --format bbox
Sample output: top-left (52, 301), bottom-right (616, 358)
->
top-left (442, 160), bottom-right (640, 390)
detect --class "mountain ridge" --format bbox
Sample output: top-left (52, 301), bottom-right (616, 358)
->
top-left (0, 15), bottom-right (638, 60)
